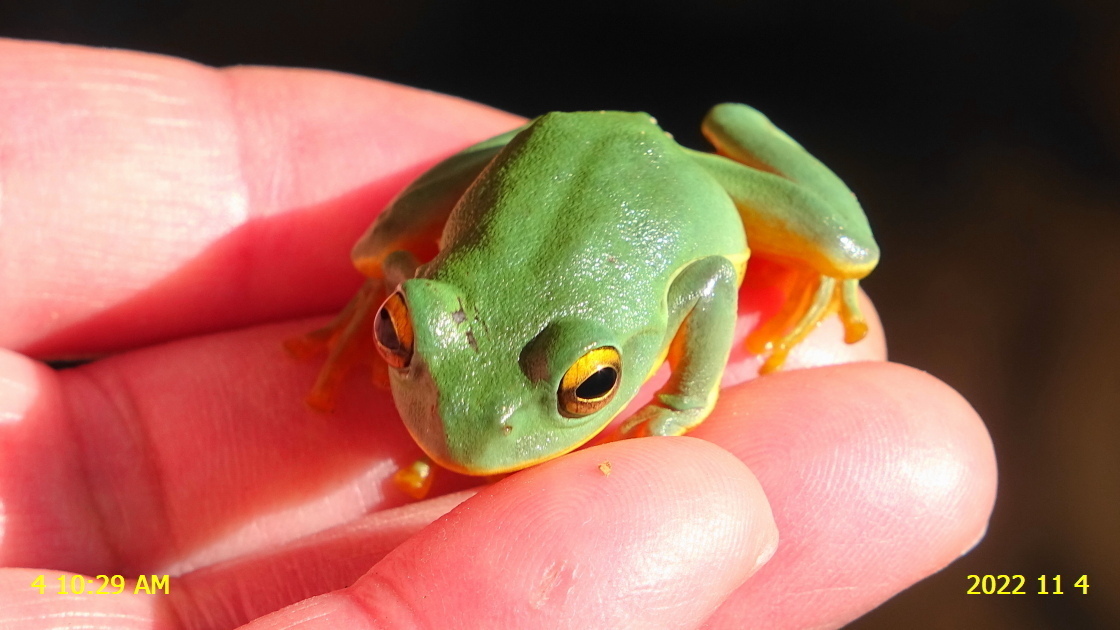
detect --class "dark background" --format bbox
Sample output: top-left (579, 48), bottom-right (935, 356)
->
top-left (4, 0), bottom-right (1118, 627)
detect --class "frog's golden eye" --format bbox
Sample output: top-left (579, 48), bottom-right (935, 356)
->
top-left (374, 292), bottom-right (414, 369)
top-left (558, 346), bottom-right (622, 417)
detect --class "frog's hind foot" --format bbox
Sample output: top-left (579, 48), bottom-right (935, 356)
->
top-left (284, 281), bottom-right (386, 411)
top-left (747, 272), bottom-right (868, 374)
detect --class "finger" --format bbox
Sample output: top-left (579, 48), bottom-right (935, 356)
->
top-left (0, 492), bottom-right (477, 630)
top-left (0, 568), bottom-right (175, 630)
top-left (0, 440), bottom-right (776, 629)
top-left (0, 345), bottom-right (945, 623)
top-left (0, 320), bottom-right (448, 576)
top-left (0, 286), bottom-right (883, 577)
top-left (0, 38), bottom-right (522, 357)
top-left (238, 438), bottom-right (776, 630)
top-left (171, 491), bottom-right (478, 627)
top-left (120, 363), bottom-right (961, 630)
top-left (692, 362), bottom-right (997, 628)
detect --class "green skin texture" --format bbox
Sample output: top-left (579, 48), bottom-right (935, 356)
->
top-left (354, 103), bottom-right (879, 476)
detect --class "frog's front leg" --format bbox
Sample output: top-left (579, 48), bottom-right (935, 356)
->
top-left (619, 256), bottom-right (740, 438)
top-left (284, 251), bottom-right (420, 410)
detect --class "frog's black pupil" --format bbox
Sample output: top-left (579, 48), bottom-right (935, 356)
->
top-left (375, 308), bottom-right (400, 350)
top-left (576, 367), bottom-right (617, 400)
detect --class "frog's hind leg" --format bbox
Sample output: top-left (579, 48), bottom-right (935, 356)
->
top-left (689, 103), bottom-right (880, 372)
top-left (618, 255), bottom-right (739, 438)
top-left (284, 281), bottom-right (385, 411)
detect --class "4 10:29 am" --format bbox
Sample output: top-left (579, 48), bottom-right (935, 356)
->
top-left (30, 573), bottom-right (170, 595)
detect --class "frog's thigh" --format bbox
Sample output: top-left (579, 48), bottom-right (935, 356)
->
top-left (702, 103), bottom-right (861, 216)
top-left (620, 256), bottom-right (739, 438)
top-left (688, 150), bottom-right (876, 278)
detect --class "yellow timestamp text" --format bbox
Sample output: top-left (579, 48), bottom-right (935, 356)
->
top-left (966, 574), bottom-right (1089, 595)
top-left (30, 574), bottom-right (170, 595)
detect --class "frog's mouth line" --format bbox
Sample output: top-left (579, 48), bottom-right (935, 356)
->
top-left (402, 406), bottom-right (624, 478)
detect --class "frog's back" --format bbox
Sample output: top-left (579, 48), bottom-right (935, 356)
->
top-left (430, 111), bottom-right (746, 326)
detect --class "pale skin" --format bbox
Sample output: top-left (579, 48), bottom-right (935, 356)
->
top-left (0, 38), bottom-right (996, 630)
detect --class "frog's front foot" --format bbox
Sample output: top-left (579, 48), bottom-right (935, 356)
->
top-left (284, 280), bottom-right (386, 411)
top-left (393, 458), bottom-right (435, 500)
top-left (617, 393), bottom-right (715, 438)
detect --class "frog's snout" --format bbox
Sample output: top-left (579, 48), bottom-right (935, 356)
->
top-left (403, 401), bottom-right (533, 477)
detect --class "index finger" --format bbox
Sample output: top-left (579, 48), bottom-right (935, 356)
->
top-left (0, 39), bottom-right (522, 358)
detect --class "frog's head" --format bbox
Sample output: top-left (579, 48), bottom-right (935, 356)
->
top-left (374, 277), bottom-right (642, 476)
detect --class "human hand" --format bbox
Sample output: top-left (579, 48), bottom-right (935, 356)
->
top-left (0, 38), bottom-right (996, 629)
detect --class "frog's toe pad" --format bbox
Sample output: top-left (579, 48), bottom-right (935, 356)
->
top-left (304, 386), bottom-right (337, 413)
top-left (283, 331), bottom-right (331, 360)
top-left (393, 459), bottom-right (434, 500)
top-left (618, 404), bottom-right (707, 438)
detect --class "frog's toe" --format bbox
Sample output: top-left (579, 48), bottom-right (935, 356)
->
top-left (618, 402), bottom-right (710, 439)
top-left (283, 327), bottom-right (334, 360)
top-left (287, 280), bottom-right (385, 411)
top-left (392, 458), bottom-right (434, 500)
top-left (749, 273), bottom-right (868, 374)
top-left (371, 359), bottom-right (391, 390)
top-left (305, 381), bottom-right (338, 412)
top-left (839, 278), bottom-right (869, 343)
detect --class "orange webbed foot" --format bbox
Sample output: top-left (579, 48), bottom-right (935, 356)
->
top-left (286, 281), bottom-right (386, 411)
top-left (747, 266), bottom-right (868, 373)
